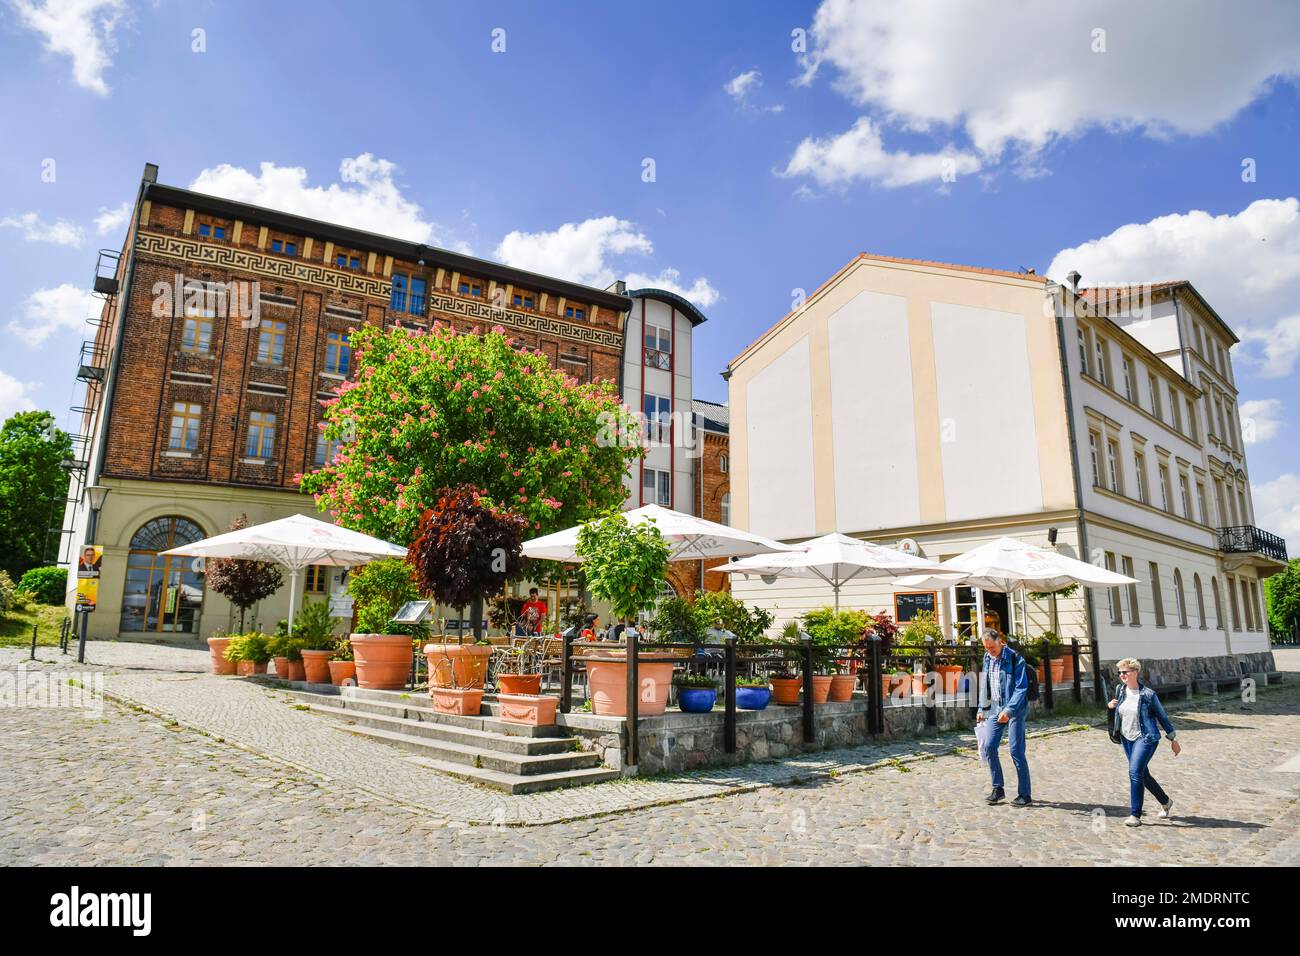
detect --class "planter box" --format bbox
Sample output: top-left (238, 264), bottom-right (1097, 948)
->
top-left (429, 686), bottom-right (483, 716)
top-left (497, 673), bottom-right (542, 696)
top-left (497, 693), bottom-right (558, 726)
top-left (351, 634), bottom-right (413, 690)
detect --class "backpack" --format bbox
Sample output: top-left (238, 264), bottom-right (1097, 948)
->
top-left (1009, 648), bottom-right (1039, 703)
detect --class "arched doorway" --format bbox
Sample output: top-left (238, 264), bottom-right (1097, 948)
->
top-left (119, 516), bottom-right (207, 634)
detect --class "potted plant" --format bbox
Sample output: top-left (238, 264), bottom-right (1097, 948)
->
top-left (293, 600), bottom-right (339, 684)
top-left (574, 511), bottom-right (675, 717)
top-left (427, 645), bottom-right (483, 716)
top-left (768, 621), bottom-right (805, 705)
top-left (267, 625), bottom-right (305, 681)
top-left (898, 609), bottom-right (954, 695)
top-left (673, 672), bottom-right (718, 713)
top-left (328, 634), bottom-right (356, 686)
top-left (409, 488), bottom-right (526, 688)
top-left (735, 674), bottom-right (771, 710)
top-left (802, 606), bottom-right (870, 702)
top-left (224, 632), bottom-right (271, 676)
top-left (348, 558), bottom-right (423, 690)
top-left (207, 629), bottom-right (237, 675)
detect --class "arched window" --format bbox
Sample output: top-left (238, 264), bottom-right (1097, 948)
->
top-left (1211, 576), bottom-right (1224, 631)
top-left (120, 516), bottom-right (206, 634)
top-left (720, 492), bottom-right (731, 526)
top-left (1193, 573), bottom-right (1206, 629)
top-left (1173, 569), bottom-right (1188, 627)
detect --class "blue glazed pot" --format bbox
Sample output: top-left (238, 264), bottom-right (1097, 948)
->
top-left (735, 685), bottom-right (771, 710)
top-left (677, 686), bottom-right (717, 713)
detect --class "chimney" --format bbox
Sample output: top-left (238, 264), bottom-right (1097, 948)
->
top-left (143, 163), bottom-right (158, 184)
top-left (1067, 270), bottom-right (1082, 292)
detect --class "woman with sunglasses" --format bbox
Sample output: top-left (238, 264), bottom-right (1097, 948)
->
top-left (1109, 658), bottom-right (1181, 826)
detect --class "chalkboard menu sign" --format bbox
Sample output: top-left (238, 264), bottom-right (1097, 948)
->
top-left (894, 591), bottom-right (937, 623)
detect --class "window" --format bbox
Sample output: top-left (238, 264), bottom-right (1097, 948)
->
top-left (314, 431), bottom-right (339, 466)
top-left (1133, 450), bottom-right (1149, 504)
top-left (1250, 581), bottom-right (1265, 634)
top-left (1195, 324), bottom-right (1206, 357)
top-left (564, 305), bottom-right (586, 320)
top-left (1122, 556), bottom-right (1140, 625)
top-left (1088, 432), bottom-right (1101, 487)
top-left (1169, 386), bottom-right (1183, 433)
top-left (720, 492), bottom-right (730, 526)
top-left (1148, 372), bottom-right (1162, 420)
top-left (642, 468), bottom-right (670, 506)
top-left (1227, 574), bottom-right (1241, 631)
top-left (1095, 337), bottom-right (1110, 386)
top-left (1214, 478), bottom-right (1228, 526)
top-left (719, 454), bottom-right (728, 474)
top-left (168, 402), bottom-right (201, 451)
top-left (305, 565), bottom-right (328, 595)
top-left (1105, 553), bottom-right (1122, 625)
top-left (1193, 574), bottom-right (1206, 629)
top-left (457, 280), bottom-right (483, 297)
top-left (1149, 562), bottom-right (1166, 627)
top-left (391, 272), bottom-right (427, 315)
top-left (1105, 438), bottom-right (1122, 493)
top-left (1173, 569), bottom-right (1188, 627)
top-left (644, 318), bottom-right (672, 369)
top-left (512, 293), bottom-right (536, 309)
top-left (181, 314), bottom-right (212, 353)
top-left (1213, 393), bottom-right (1226, 439)
top-left (1158, 463), bottom-right (1172, 512)
top-left (1179, 472), bottom-right (1192, 518)
top-left (119, 516), bottom-right (205, 634)
top-left (257, 319), bottom-right (287, 365)
top-left (1211, 577), bottom-right (1224, 630)
top-left (644, 393), bottom-right (670, 443)
top-left (1077, 328), bottom-right (1089, 373)
top-left (1241, 578), bottom-right (1255, 630)
top-left (1237, 485), bottom-right (1248, 525)
top-left (1185, 397), bottom-right (1198, 441)
top-left (335, 253), bottom-right (361, 270)
top-left (1196, 482), bottom-right (1208, 525)
top-left (270, 238), bottom-right (297, 257)
top-left (246, 411), bottom-right (276, 459)
top-left (1121, 355), bottom-right (1134, 401)
top-left (324, 330), bottom-right (351, 375)
top-left (197, 223), bottom-right (226, 239)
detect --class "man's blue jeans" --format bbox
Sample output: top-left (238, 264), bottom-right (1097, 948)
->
top-left (986, 710), bottom-right (1030, 798)
top-left (1121, 737), bottom-right (1169, 817)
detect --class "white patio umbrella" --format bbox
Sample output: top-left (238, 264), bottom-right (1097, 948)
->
top-left (520, 503), bottom-right (794, 563)
top-left (895, 535), bottom-right (1137, 593)
top-left (160, 513), bottom-right (407, 632)
top-left (717, 532), bottom-right (966, 611)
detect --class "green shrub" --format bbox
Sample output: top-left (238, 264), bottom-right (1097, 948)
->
top-left (266, 627), bottom-right (304, 662)
top-left (224, 632), bottom-right (272, 664)
top-left (347, 558), bottom-right (422, 635)
top-left (0, 570), bottom-right (14, 617)
top-left (16, 566), bottom-right (67, 604)
top-left (293, 600), bottom-right (338, 650)
top-left (736, 674), bottom-right (770, 688)
top-left (672, 671), bottom-right (717, 689)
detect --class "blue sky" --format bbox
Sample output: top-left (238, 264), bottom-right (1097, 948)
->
top-left (1, 0), bottom-right (1298, 542)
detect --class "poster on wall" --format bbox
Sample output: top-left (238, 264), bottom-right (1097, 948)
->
top-left (75, 545), bottom-right (102, 612)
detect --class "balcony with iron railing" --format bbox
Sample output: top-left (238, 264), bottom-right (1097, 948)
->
top-left (1217, 525), bottom-right (1289, 564)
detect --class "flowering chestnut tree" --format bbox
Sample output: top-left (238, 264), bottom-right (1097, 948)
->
top-left (300, 322), bottom-right (641, 546)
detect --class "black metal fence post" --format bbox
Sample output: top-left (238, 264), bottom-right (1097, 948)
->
top-left (800, 636), bottom-right (815, 744)
top-left (1071, 639), bottom-right (1082, 704)
top-left (1041, 637), bottom-right (1054, 711)
top-left (867, 634), bottom-right (882, 735)
top-left (923, 637), bottom-right (937, 727)
top-left (626, 630), bottom-right (640, 769)
top-left (560, 630), bottom-right (573, 714)
top-left (1090, 635), bottom-right (1105, 704)
top-left (30, 624), bottom-right (38, 661)
top-left (724, 637), bottom-right (736, 754)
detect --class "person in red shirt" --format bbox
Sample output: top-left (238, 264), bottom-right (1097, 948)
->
top-left (518, 588), bottom-right (548, 635)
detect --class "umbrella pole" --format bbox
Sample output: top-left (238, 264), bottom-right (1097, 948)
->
top-left (288, 566), bottom-right (299, 635)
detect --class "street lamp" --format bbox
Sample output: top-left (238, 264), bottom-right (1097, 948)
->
top-left (76, 484), bottom-right (111, 663)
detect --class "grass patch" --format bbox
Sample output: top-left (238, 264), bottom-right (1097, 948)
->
top-left (0, 602), bottom-right (70, 648)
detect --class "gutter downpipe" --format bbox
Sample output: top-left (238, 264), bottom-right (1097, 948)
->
top-left (1049, 281), bottom-right (1100, 659)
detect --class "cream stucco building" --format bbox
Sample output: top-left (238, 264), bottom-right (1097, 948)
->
top-left (725, 254), bottom-right (1284, 679)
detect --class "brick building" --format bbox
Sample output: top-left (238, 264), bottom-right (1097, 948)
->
top-left (63, 163), bottom-right (724, 639)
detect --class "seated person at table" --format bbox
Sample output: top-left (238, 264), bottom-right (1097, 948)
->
top-left (579, 614), bottom-right (600, 641)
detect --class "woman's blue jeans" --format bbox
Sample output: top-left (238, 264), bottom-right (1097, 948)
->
top-left (1121, 736), bottom-right (1169, 817)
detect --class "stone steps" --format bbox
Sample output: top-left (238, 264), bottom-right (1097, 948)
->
top-left (283, 687), bottom-right (566, 737)
top-left (307, 702), bottom-right (575, 756)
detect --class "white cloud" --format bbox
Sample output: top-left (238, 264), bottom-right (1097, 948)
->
top-left (1240, 399), bottom-right (1283, 444)
top-left (781, 117), bottom-right (980, 188)
top-left (11, 0), bottom-right (127, 96)
top-left (8, 283), bottom-right (98, 347)
top-left (189, 155), bottom-right (463, 248)
top-left (0, 370), bottom-right (40, 419)
top-left (0, 211), bottom-right (84, 246)
top-left (724, 69), bottom-right (783, 113)
top-left (494, 216), bottom-right (719, 310)
top-left (93, 201), bottom-right (130, 235)
top-left (799, 0), bottom-right (1300, 160)
top-left (1251, 473), bottom-right (1300, 555)
top-left (1047, 198), bottom-right (1300, 375)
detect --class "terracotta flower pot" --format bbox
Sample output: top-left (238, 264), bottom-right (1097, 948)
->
top-left (1036, 659), bottom-right (1066, 685)
top-left (236, 660), bottom-right (267, 676)
top-left (935, 665), bottom-right (965, 696)
top-left (351, 634), bottom-right (414, 690)
top-left (770, 676), bottom-right (802, 705)
top-left (424, 643), bottom-right (492, 689)
top-left (207, 637), bottom-right (236, 676)
top-left (586, 659), bottom-right (675, 716)
top-left (883, 674), bottom-right (910, 699)
top-left (497, 693), bottom-right (558, 726)
top-left (272, 656), bottom-right (291, 679)
top-left (328, 660), bottom-right (357, 685)
top-left (429, 686), bottom-right (483, 716)
top-left (498, 673), bottom-right (542, 696)
top-left (828, 673), bottom-right (857, 702)
top-left (300, 649), bottom-right (334, 684)
top-left (1059, 653), bottom-right (1074, 681)
top-left (287, 659), bottom-right (307, 682)
top-left (811, 675), bottom-right (833, 704)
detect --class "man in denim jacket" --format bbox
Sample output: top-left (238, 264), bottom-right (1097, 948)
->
top-left (977, 630), bottom-right (1032, 806)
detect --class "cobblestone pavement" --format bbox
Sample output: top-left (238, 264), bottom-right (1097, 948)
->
top-left (1, 641), bottom-right (1297, 865)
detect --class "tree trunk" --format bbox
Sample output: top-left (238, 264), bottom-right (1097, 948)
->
top-left (238, 605), bottom-right (247, 633)
top-left (470, 597), bottom-right (484, 640)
